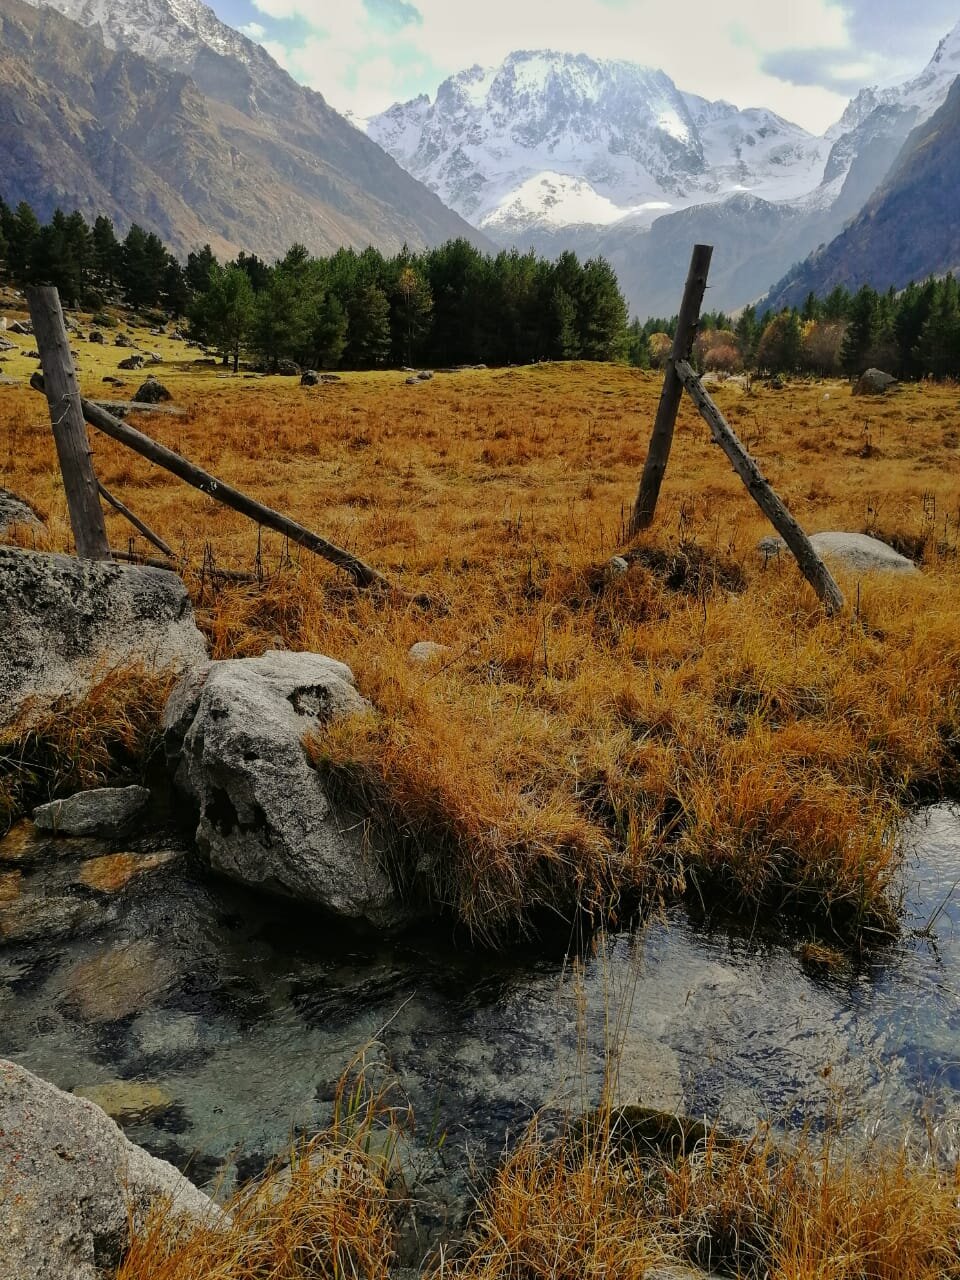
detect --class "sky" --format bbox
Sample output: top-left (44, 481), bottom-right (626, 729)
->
top-left (212, 0), bottom-right (960, 132)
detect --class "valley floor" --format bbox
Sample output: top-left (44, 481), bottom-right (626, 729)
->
top-left (4, 327), bottom-right (960, 1275)
top-left (4, 332), bottom-right (960, 940)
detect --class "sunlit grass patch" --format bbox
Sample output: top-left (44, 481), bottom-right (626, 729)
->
top-left (5, 361), bottom-right (960, 938)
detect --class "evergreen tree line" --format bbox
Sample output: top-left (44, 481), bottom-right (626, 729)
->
top-left (0, 198), bottom-right (629, 370)
top-left (0, 198), bottom-right (190, 315)
top-left (632, 283), bottom-right (960, 381)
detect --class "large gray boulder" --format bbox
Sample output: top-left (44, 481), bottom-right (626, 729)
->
top-left (759, 531), bottom-right (918, 575)
top-left (853, 368), bottom-right (898, 396)
top-left (166, 650), bottom-right (406, 928)
top-left (0, 1057), bottom-right (216, 1280)
top-left (0, 548), bottom-right (208, 729)
top-left (132, 376), bottom-right (171, 404)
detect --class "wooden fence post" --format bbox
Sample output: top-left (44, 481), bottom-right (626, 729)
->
top-left (27, 287), bottom-right (111, 560)
top-left (676, 360), bottom-right (845, 615)
top-left (629, 244), bottom-right (713, 535)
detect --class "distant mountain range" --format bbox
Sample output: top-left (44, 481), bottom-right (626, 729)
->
top-left (1, 0), bottom-right (958, 319)
top-left (368, 32), bottom-right (960, 316)
top-left (1, 0), bottom-right (488, 261)
top-left (367, 52), bottom-right (827, 234)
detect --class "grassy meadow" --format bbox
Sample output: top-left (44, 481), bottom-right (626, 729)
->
top-left (4, 303), bottom-right (960, 1275)
top-left (4, 303), bottom-right (960, 941)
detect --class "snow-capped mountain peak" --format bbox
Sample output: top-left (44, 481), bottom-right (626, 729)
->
top-left (366, 48), bottom-right (826, 234)
top-left (22, 0), bottom-right (254, 67)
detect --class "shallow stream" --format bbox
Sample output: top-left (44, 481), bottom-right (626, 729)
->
top-left (2, 804), bottom-right (960, 1248)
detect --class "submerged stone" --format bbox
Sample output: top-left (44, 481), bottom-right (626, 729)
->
top-left (62, 940), bottom-right (175, 1023)
top-left (76, 849), bottom-right (179, 893)
top-left (72, 1080), bottom-right (172, 1123)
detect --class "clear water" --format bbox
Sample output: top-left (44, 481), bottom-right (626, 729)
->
top-left (2, 804), bottom-right (960, 1238)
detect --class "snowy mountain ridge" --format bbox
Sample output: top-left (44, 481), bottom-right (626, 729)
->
top-left (21, 0), bottom-right (254, 67)
top-left (367, 31), bottom-right (960, 238)
top-left (366, 50), bottom-right (829, 233)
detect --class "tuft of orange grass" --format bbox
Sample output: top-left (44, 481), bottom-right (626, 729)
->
top-left (0, 665), bottom-right (175, 828)
top-left (432, 1113), bottom-right (960, 1280)
top-left (117, 1058), bottom-right (408, 1280)
top-left (6, 364), bottom-right (960, 937)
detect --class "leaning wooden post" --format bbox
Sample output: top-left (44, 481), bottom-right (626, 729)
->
top-left (30, 374), bottom-right (395, 594)
top-left (676, 360), bottom-right (845, 615)
top-left (630, 243), bottom-right (713, 535)
top-left (26, 286), bottom-right (111, 560)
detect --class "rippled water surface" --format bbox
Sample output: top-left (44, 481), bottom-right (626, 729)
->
top-left (3, 804), bottom-right (960, 1227)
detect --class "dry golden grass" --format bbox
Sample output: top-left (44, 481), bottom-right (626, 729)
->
top-left (431, 1114), bottom-right (960, 1280)
top-left (117, 1061), bottom-right (407, 1280)
top-left (114, 1060), bottom-right (960, 1280)
top-left (4, 336), bottom-right (960, 938)
top-left (0, 665), bottom-right (174, 826)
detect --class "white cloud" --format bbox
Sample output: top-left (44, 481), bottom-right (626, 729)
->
top-left (239, 20), bottom-right (267, 39)
top-left (244, 0), bottom-right (900, 131)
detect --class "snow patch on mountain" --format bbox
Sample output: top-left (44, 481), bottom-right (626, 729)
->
top-left (483, 172), bottom-right (672, 231)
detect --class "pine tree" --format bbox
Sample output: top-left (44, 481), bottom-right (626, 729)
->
top-left (7, 202), bottom-right (40, 283)
top-left (0, 197), bottom-right (11, 277)
top-left (552, 286), bottom-right (581, 359)
top-left (235, 250), bottom-right (271, 293)
top-left (252, 268), bottom-right (312, 369)
top-left (578, 258), bottom-right (627, 360)
top-left (346, 283), bottom-right (392, 368)
top-left (624, 318), bottom-right (650, 368)
top-left (392, 264), bottom-right (433, 366)
top-left (185, 244), bottom-right (217, 294)
top-left (63, 212), bottom-right (93, 293)
top-left (840, 286), bottom-right (879, 376)
top-left (309, 293), bottom-right (348, 369)
top-left (915, 276), bottom-right (960, 379)
top-left (161, 257), bottom-right (191, 318)
top-left (735, 305), bottom-right (761, 365)
top-left (92, 216), bottom-right (121, 291)
top-left (28, 210), bottom-right (82, 303)
top-left (895, 279), bottom-right (937, 379)
top-left (822, 285), bottom-right (850, 322)
top-left (120, 225), bottom-right (168, 307)
top-left (197, 265), bottom-right (256, 372)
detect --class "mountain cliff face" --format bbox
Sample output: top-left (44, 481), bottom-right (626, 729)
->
top-left (3, 0), bottom-right (488, 259)
top-left (763, 76), bottom-right (960, 311)
top-left (367, 51), bottom-right (827, 234)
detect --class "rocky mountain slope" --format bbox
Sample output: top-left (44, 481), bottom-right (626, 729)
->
top-left (2, 0), bottom-right (487, 260)
top-left (763, 76), bottom-right (960, 311)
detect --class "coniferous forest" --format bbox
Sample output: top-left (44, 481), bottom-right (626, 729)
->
top-left (4, 196), bottom-right (960, 380)
top-left (0, 199), bottom-right (629, 370)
